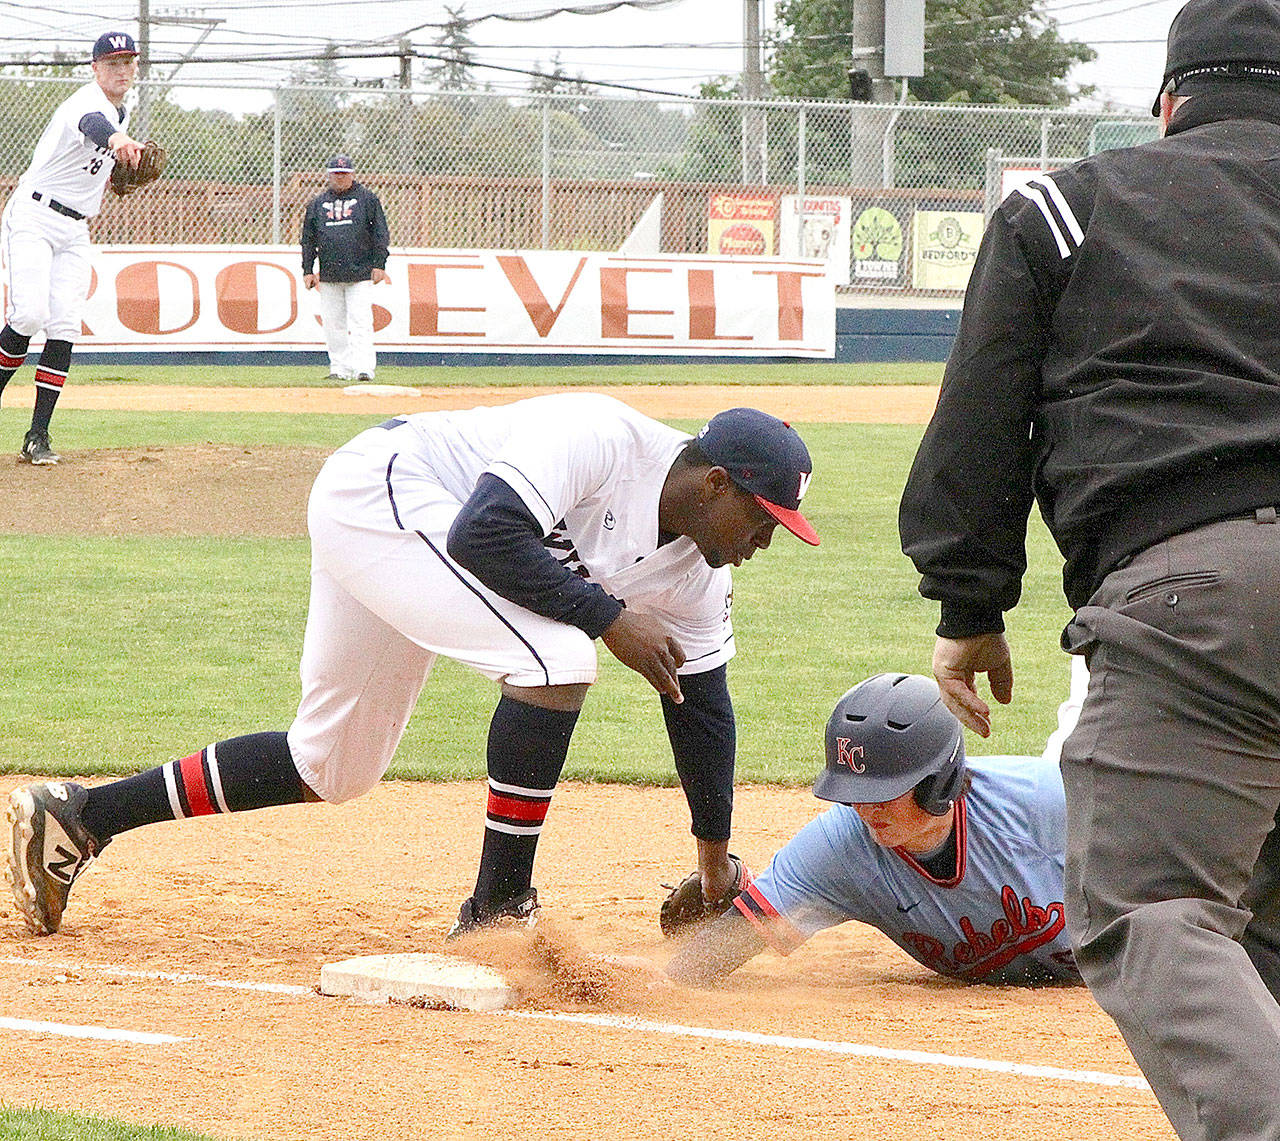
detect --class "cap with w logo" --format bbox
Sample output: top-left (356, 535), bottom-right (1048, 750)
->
top-left (93, 32), bottom-right (139, 62)
top-left (696, 407), bottom-right (819, 545)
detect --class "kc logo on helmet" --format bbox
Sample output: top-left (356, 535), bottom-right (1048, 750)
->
top-left (836, 738), bottom-right (866, 772)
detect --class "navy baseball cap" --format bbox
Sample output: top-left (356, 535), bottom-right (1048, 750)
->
top-left (326, 154), bottom-right (355, 173)
top-left (1152, 0), bottom-right (1280, 114)
top-left (696, 408), bottom-right (819, 546)
top-left (93, 32), bottom-right (138, 61)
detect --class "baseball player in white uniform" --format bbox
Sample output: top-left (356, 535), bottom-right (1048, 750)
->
top-left (667, 665), bottom-right (1090, 987)
top-left (7, 394), bottom-right (819, 939)
top-left (0, 31), bottom-right (144, 464)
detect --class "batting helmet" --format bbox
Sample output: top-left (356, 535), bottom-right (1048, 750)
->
top-left (812, 673), bottom-right (966, 816)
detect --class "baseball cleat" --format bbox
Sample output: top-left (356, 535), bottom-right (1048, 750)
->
top-left (7, 782), bottom-right (106, 934)
top-left (19, 428), bottom-right (59, 465)
top-left (356, 373), bottom-right (374, 382)
top-left (446, 887), bottom-right (540, 939)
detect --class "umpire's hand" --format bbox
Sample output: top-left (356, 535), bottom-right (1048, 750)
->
top-left (932, 632), bottom-right (1013, 738)
top-left (601, 610), bottom-right (686, 703)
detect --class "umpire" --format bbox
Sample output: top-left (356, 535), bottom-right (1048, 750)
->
top-left (301, 154), bottom-right (390, 382)
top-left (899, 1), bottom-right (1280, 1137)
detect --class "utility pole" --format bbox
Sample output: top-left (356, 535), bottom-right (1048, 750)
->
top-left (741, 0), bottom-right (765, 184)
top-left (136, 0), bottom-right (151, 138)
top-left (398, 37), bottom-right (413, 171)
top-left (848, 0), bottom-right (893, 188)
top-left (850, 0), bottom-right (894, 103)
top-left (399, 37), bottom-right (412, 92)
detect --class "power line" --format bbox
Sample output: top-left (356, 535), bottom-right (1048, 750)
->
top-left (1057, 0), bottom-right (1175, 26)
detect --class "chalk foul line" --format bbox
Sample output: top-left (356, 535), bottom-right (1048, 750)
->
top-left (0, 1016), bottom-right (186, 1045)
top-left (500, 1009), bottom-right (1151, 1091)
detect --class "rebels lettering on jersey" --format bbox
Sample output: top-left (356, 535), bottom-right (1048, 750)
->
top-left (901, 886), bottom-right (1072, 981)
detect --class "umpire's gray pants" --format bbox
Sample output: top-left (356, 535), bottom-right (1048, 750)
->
top-left (1062, 512), bottom-right (1280, 1141)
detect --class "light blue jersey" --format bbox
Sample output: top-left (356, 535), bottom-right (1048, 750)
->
top-left (737, 754), bottom-right (1079, 985)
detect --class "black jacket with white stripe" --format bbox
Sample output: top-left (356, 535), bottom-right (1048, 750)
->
top-left (900, 86), bottom-right (1280, 635)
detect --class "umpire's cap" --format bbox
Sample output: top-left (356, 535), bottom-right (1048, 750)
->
top-left (93, 32), bottom-right (138, 61)
top-left (1152, 0), bottom-right (1280, 114)
top-left (326, 154), bottom-right (356, 173)
top-left (695, 408), bottom-right (818, 545)
top-left (813, 673), bottom-right (966, 817)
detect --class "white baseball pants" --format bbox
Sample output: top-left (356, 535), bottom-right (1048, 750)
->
top-left (317, 279), bottom-right (375, 379)
top-left (286, 421), bottom-right (598, 804)
top-left (1, 194), bottom-right (92, 340)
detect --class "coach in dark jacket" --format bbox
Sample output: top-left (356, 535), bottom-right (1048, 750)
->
top-left (300, 154), bottom-right (390, 382)
top-left (899, 2), bottom-right (1280, 1137)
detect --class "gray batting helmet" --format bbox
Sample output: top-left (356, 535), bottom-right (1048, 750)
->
top-left (813, 673), bottom-right (966, 816)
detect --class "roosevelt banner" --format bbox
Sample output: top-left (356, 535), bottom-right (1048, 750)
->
top-left (17, 246), bottom-right (835, 358)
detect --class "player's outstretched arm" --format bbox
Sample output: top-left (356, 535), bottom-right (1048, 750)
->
top-left (665, 907), bottom-right (766, 986)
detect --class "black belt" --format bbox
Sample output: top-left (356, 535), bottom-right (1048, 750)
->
top-left (31, 192), bottom-right (85, 221)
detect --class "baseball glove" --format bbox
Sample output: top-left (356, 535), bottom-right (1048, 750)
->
top-left (109, 140), bottom-right (166, 198)
top-left (659, 854), bottom-right (752, 938)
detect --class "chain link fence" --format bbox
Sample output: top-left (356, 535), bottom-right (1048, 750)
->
top-left (0, 74), bottom-right (1157, 298)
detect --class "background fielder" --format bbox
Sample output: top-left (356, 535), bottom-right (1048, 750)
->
top-left (0, 31), bottom-right (144, 465)
top-left (8, 393), bottom-right (818, 939)
top-left (301, 154), bottom-right (391, 383)
top-left (667, 666), bottom-right (1087, 988)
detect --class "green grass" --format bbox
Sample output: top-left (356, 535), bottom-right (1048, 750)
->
top-left (0, 1106), bottom-right (230, 1141)
top-left (0, 415), bottom-right (1072, 785)
top-left (0, 408), bottom-right (381, 450)
top-left (34, 360), bottom-right (944, 389)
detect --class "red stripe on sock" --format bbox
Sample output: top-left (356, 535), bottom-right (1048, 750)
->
top-left (0, 351), bottom-right (25, 369)
top-left (178, 752), bottom-right (216, 816)
top-left (33, 369), bottom-right (65, 388)
top-left (487, 791), bottom-right (550, 823)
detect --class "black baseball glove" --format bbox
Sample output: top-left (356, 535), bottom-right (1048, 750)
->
top-left (659, 854), bottom-right (751, 938)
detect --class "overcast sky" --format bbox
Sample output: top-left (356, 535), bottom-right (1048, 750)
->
top-left (0, 0), bottom-right (1185, 113)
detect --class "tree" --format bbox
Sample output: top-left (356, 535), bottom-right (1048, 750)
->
top-left (769, 0), bottom-right (1096, 106)
top-left (427, 6), bottom-right (479, 91)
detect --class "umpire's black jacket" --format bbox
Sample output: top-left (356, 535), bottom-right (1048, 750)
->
top-left (900, 86), bottom-right (1280, 638)
top-left (300, 181), bottom-right (390, 283)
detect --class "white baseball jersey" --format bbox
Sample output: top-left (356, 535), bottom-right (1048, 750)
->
top-left (401, 392), bottom-right (736, 673)
top-left (18, 81), bottom-right (127, 218)
top-left (289, 393), bottom-right (736, 802)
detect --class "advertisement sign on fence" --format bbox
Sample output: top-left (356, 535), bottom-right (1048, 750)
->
top-left (911, 210), bottom-right (984, 291)
top-left (17, 246), bottom-right (835, 358)
top-left (779, 195), bottom-right (852, 287)
top-left (851, 205), bottom-right (905, 285)
top-left (707, 195), bottom-right (777, 257)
